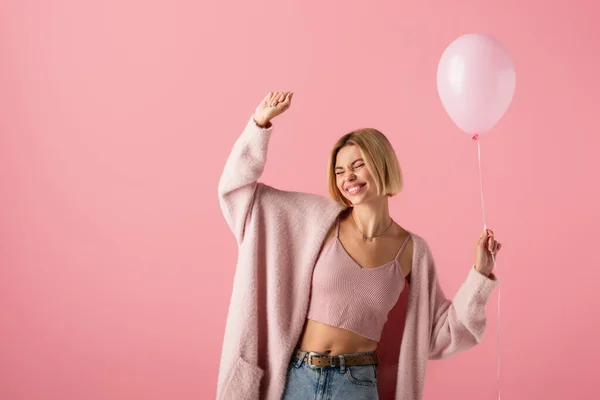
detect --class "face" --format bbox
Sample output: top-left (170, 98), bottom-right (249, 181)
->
top-left (335, 145), bottom-right (376, 205)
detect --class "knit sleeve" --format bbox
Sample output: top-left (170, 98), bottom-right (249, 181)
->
top-left (426, 245), bottom-right (499, 360)
top-left (217, 116), bottom-right (274, 244)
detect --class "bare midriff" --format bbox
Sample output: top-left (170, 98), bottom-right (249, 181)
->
top-left (296, 319), bottom-right (379, 356)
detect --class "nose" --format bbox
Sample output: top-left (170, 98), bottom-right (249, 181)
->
top-left (343, 170), bottom-right (356, 179)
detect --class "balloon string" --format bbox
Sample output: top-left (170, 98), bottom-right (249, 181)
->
top-left (474, 136), bottom-right (500, 400)
top-left (475, 138), bottom-right (487, 230)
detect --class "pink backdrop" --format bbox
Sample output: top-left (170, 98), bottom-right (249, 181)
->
top-left (1, 1), bottom-right (598, 399)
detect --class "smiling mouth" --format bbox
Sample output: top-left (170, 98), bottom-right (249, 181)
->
top-left (346, 183), bottom-right (366, 195)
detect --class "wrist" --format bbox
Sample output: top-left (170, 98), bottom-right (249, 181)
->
top-left (474, 265), bottom-right (491, 277)
top-left (253, 116), bottom-right (271, 128)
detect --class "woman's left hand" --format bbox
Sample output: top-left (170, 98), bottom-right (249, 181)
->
top-left (474, 229), bottom-right (502, 277)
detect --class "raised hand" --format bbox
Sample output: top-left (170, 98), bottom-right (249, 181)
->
top-left (253, 91), bottom-right (293, 127)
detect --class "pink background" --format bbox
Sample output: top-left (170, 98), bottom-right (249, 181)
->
top-left (1, 1), bottom-right (598, 399)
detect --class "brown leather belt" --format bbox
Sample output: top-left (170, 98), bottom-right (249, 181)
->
top-left (294, 349), bottom-right (378, 368)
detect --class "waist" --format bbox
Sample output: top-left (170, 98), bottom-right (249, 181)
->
top-left (291, 347), bottom-right (379, 369)
top-left (297, 318), bottom-right (378, 355)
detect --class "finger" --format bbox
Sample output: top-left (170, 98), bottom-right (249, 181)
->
top-left (477, 230), bottom-right (488, 247)
top-left (281, 92), bottom-right (293, 106)
top-left (486, 229), bottom-right (495, 250)
top-left (490, 241), bottom-right (500, 254)
top-left (277, 92), bottom-right (286, 103)
top-left (275, 92), bottom-right (285, 104)
top-left (268, 92), bottom-right (276, 106)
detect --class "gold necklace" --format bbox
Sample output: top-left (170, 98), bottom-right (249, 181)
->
top-left (350, 211), bottom-right (393, 242)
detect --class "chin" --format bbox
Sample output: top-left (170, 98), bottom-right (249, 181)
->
top-left (346, 195), bottom-right (368, 206)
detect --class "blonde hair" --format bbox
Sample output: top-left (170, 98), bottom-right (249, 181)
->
top-left (327, 128), bottom-right (403, 207)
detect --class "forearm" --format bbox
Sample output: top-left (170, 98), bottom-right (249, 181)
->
top-left (217, 116), bottom-right (274, 243)
top-left (429, 266), bottom-right (498, 359)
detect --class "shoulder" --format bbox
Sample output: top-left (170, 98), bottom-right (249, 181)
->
top-left (403, 231), bottom-right (429, 255)
top-left (401, 230), bottom-right (434, 275)
top-left (392, 224), bottom-right (420, 281)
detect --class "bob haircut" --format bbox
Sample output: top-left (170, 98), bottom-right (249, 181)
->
top-left (327, 128), bottom-right (403, 207)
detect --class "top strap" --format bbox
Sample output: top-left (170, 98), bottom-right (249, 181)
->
top-left (335, 216), bottom-right (340, 238)
top-left (394, 234), bottom-right (412, 261)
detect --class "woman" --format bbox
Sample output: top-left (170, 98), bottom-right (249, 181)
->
top-left (216, 91), bottom-right (501, 400)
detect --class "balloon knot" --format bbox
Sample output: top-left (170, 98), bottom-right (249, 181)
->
top-left (472, 134), bottom-right (479, 141)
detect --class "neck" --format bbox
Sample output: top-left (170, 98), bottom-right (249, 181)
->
top-left (349, 197), bottom-right (391, 238)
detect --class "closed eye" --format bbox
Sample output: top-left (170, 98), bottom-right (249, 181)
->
top-left (336, 164), bottom-right (364, 175)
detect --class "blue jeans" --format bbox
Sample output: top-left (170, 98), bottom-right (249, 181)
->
top-left (281, 349), bottom-right (379, 399)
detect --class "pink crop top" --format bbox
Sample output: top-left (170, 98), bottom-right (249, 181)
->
top-left (306, 216), bottom-right (410, 342)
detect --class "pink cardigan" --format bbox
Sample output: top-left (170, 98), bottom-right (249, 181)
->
top-left (216, 116), bottom-right (499, 400)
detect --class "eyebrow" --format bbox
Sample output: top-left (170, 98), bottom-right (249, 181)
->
top-left (335, 158), bottom-right (364, 170)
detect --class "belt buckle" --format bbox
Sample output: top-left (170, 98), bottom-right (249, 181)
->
top-left (307, 351), bottom-right (323, 369)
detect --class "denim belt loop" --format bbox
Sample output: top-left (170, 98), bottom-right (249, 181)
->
top-left (295, 350), bottom-right (307, 368)
top-left (338, 354), bottom-right (346, 373)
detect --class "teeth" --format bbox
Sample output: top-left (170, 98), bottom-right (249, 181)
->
top-left (348, 184), bottom-right (364, 193)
